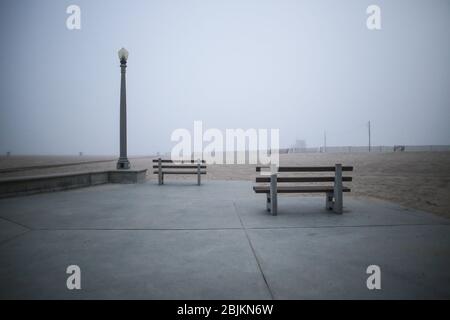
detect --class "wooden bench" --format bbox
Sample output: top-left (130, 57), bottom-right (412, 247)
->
top-left (152, 158), bottom-right (207, 185)
top-left (253, 164), bottom-right (353, 215)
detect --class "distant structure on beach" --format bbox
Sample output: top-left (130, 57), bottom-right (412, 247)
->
top-left (286, 145), bottom-right (450, 153)
top-left (289, 139), bottom-right (307, 153)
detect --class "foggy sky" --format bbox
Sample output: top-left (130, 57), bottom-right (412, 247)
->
top-left (0, 0), bottom-right (449, 155)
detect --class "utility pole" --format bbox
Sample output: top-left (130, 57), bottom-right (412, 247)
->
top-left (323, 131), bottom-right (327, 153)
top-left (368, 121), bottom-right (371, 152)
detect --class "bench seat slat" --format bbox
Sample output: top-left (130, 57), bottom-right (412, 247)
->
top-left (152, 171), bottom-right (206, 175)
top-left (255, 176), bottom-right (352, 183)
top-left (253, 185), bottom-right (351, 193)
top-left (152, 165), bottom-right (207, 169)
top-left (152, 159), bottom-right (206, 163)
top-left (256, 166), bottom-right (353, 172)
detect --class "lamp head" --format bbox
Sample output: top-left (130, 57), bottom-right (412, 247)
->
top-left (118, 47), bottom-right (129, 63)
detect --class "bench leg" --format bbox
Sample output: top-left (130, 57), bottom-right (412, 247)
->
top-left (326, 192), bottom-right (333, 210)
top-left (333, 194), bottom-right (342, 214)
top-left (197, 162), bottom-right (201, 185)
top-left (270, 174), bottom-right (277, 216)
top-left (266, 193), bottom-right (270, 212)
top-left (158, 158), bottom-right (163, 185)
top-left (333, 164), bottom-right (343, 214)
top-left (270, 193), bottom-right (277, 216)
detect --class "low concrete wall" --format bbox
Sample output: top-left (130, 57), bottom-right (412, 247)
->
top-left (109, 170), bottom-right (147, 184)
top-left (0, 169), bottom-right (147, 198)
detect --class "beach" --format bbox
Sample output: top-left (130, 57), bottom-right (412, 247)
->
top-left (1, 151), bottom-right (449, 219)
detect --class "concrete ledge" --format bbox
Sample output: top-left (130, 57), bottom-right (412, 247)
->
top-left (0, 169), bottom-right (147, 198)
top-left (109, 169), bottom-right (147, 184)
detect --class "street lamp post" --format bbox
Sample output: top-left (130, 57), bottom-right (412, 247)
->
top-left (117, 47), bottom-right (131, 170)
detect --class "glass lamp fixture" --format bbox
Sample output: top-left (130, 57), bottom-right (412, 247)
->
top-left (118, 47), bottom-right (129, 62)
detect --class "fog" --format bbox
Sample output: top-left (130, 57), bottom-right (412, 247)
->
top-left (0, 0), bottom-right (449, 155)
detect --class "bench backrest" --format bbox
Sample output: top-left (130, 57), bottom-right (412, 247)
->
top-left (255, 165), bottom-right (353, 184)
top-left (152, 159), bottom-right (206, 163)
top-left (152, 159), bottom-right (207, 171)
top-left (256, 166), bottom-right (353, 173)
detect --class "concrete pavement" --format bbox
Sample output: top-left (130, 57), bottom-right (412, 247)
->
top-left (0, 180), bottom-right (449, 299)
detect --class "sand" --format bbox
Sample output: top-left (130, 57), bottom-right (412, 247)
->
top-left (1, 152), bottom-right (449, 219)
